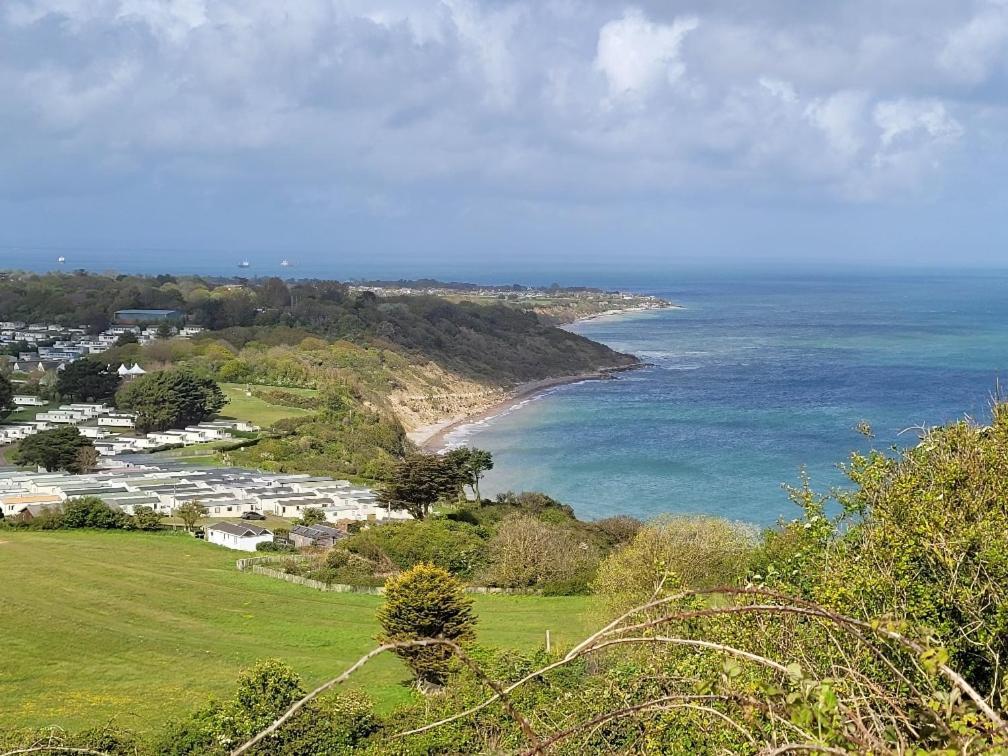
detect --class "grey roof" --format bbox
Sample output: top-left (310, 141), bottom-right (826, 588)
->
top-left (208, 522), bottom-right (271, 537)
top-left (290, 524), bottom-right (344, 540)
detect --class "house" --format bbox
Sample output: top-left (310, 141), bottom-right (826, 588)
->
top-left (289, 523), bottom-right (345, 550)
top-left (206, 522), bottom-right (273, 552)
top-left (98, 414), bottom-right (136, 428)
top-left (12, 395), bottom-right (47, 407)
top-left (114, 309), bottom-right (183, 324)
top-left (12, 360), bottom-right (64, 375)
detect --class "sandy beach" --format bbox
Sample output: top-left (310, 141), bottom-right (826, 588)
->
top-left (408, 366), bottom-right (639, 451)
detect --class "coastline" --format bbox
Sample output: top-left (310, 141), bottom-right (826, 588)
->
top-left (408, 366), bottom-right (639, 452)
top-left (407, 303), bottom-right (661, 452)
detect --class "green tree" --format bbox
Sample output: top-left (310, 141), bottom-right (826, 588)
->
top-left (444, 447), bottom-right (493, 501)
top-left (9, 426), bottom-right (94, 473)
top-left (132, 505), bottom-right (163, 531)
top-left (175, 500), bottom-right (206, 532)
top-left (156, 322), bottom-right (174, 339)
top-left (114, 331), bottom-right (138, 347)
top-left (55, 359), bottom-right (120, 402)
top-left (0, 373), bottom-right (12, 418)
top-left (115, 369), bottom-right (227, 432)
top-left (378, 454), bottom-right (458, 520)
top-left (296, 507), bottom-right (326, 526)
top-left (377, 563), bottom-right (477, 688)
top-left (61, 497), bottom-right (128, 529)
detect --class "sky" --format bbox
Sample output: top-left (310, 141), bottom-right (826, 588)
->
top-left (1, 0), bottom-right (1007, 278)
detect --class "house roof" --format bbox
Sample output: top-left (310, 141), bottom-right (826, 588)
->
top-left (291, 524), bottom-right (344, 540)
top-left (208, 522), bottom-right (271, 538)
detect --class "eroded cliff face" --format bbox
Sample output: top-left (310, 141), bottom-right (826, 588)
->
top-left (385, 361), bottom-right (507, 431)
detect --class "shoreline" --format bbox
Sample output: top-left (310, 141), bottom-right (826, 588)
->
top-left (408, 366), bottom-right (639, 452)
top-left (406, 302), bottom-right (665, 452)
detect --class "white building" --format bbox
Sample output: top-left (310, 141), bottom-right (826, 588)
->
top-left (206, 522), bottom-right (273, 552)
top-left (12, 395), bottom-right (47, 407)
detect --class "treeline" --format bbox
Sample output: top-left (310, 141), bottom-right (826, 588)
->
top-left (0, 271), bottom-right (635, 385)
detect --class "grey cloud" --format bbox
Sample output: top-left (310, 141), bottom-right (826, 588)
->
top-left (0, 0), bottom-right (1006, 239)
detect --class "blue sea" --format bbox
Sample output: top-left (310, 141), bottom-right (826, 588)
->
top-left (443, 272), bottom-right (1008, 525)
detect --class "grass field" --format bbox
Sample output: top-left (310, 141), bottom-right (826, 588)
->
top-left (0, 530), bottom-right (597, 733)
top-left (217, 383), bottom-right (317, 427)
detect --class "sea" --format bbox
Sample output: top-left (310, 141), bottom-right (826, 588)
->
top-left (441, 271), bottom-right (1008, 526)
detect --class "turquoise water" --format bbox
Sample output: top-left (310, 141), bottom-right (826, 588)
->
top-left (444, 272), bottom-right (1008, 525)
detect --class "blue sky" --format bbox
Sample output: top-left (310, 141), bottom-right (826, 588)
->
top-left (1, 1), bottom-right (1007, 278)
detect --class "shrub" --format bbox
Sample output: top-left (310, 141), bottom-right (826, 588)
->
top-left (483, 513), bottom-right (600, 593)
top-left (61, 497), bottom-right (129, 530)
top-left (344, 519), bottom-right (488, 577)
top-left (593, 515), bottom-right (756, 609)
top-left (377, 563), bottom-right (477, 688)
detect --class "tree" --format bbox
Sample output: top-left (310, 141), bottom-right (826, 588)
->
top-left (75, 445), bottom-right (100, 473)
top-left (296, 507), bottom-right (326, 526)
top-left (0, 373), bottom-right (12, 419)
top-left (115, 331), bottom-right (138, 347)
top-left (378, 454), bottom-right (458, 520)
top-left (444, 447), bottom-right (493, 501)
top-left (156, 322), bottom-right (174, 339)
top-left (115, 369), bottom-right (227, 432)
top-left (9, 426), bottom-right (94, 473)
top-left (55, 359), bottom-right (120, 402)
top-left (132, 505), bottom-right (163, 531)
top-left (175, 500), bottom-right (206, 531)
top-left (61, 497), bottom-right (128, 529)
top-left (377, 563), bottom-right (477, 688)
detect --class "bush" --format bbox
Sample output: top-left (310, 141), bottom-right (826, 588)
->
top-left (155, 658), bottom-right (379, 755)
top-left (344, 519), bottom-right (488, 577)
top-left (483, 513), bottom-right (600, 593)
top-left (62, 497), bottom-right (129, 529)
top-left (593, 515), bottom-right (756, 609)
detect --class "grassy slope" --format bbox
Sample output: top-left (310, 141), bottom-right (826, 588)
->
top-left (0, 531), bottom-right (596, 733)
top-left (217, 383), bottom-right (316, 427)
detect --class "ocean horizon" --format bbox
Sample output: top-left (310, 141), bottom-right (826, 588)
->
top-left (442, 271), bottom-right (1008, 525)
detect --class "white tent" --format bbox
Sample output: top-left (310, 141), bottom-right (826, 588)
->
top-left (116, 363), bottom-right (129, 376)
top-left (127, 363), bottom-right (146, 375)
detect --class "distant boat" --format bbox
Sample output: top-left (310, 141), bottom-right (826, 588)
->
top-left (280, 259), bottom-right (291, 267)
top-left (238, 259), bottom-right (251, 268)
top-left (57, 256), bottom-right (66, 264)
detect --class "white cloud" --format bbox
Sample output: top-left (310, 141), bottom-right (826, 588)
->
top-left (939, 2), bottom-right (1008, 84)
top-left (805, 91), bottom-right (871, 159)
top-left (594, 9), bottom-right (698, 97)
top-left (874, 99), bottom-right (963, 147)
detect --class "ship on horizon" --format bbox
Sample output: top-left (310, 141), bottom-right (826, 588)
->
top-left (280, 259), bottom-right (291, 267)
top-left (238, 259), bottom-right (251, 268)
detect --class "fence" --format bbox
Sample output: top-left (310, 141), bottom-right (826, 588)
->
top-left (235, 556), bottom-right (542, 595)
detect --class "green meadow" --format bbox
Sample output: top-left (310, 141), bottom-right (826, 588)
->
top-left (217, 383), bottom-right (316, 427)
top-left (0, 530), bottom-right (596, 733)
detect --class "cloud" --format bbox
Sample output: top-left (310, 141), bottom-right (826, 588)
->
top-left (939, 2), bottom-right (1008, 84)
top-left (0, 0), bottom-right (1000, 229)
top-left (594, 9), bottom-right (698, 98)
